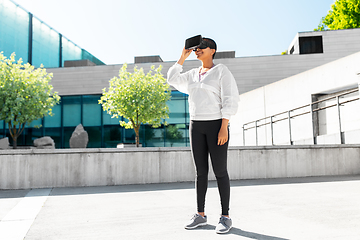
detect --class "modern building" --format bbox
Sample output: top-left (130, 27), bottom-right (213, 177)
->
top-left (234, 29), bottom-right (360, 146)
top-left (236, 50), bottom-right (360, 146)
top-left (0, 0), bottom-right (104, 68)
top-left (1, 0), bottom-right (360, 148)
top-left (0, 0), bottom-right (104, 148)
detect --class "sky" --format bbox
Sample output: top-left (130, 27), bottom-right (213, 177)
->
top-left (12, 0), bottom-right (336, 65)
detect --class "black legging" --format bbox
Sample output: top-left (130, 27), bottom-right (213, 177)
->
top-left (190, 119), bottom-right (230, 216)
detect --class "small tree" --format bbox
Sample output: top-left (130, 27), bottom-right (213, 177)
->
top-left (315, 0), bottom-right (360, 31)
top-left (99, 64), bottom-right (171, 147)
top-left (0, 52), bottom-right (60, 148)
top-left (163, 125), bottom-right (183, 147)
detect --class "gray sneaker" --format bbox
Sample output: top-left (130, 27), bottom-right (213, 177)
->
top-left (184, 214), bottom-right (207, 229)
top-left (215, 216), bottom-right (232, 234)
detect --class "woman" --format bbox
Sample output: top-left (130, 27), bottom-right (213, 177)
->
top-left (167, 37), bottom-right (239, 234)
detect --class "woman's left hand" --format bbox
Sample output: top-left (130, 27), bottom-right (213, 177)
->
top-left (217, 126), bottom-right (228, 145)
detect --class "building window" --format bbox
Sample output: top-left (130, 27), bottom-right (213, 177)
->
top-left (290, 46), bottom-right (295, 54)
top-left (299, 36), bottom-right (323, 54)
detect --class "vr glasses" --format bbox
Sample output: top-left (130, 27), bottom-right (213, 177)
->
top-left (185, 35), bottom-right (215, 52)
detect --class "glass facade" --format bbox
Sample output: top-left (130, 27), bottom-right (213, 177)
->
top-left (0, 91), bottom-right (190, 148)
top-left (61, 36), bottom-right (82, 67)
top-left (32, 17), bottom-right (60, 68)
top-left (0, 0), bottom-right (29, 62)
top-left (0, 0), bottom-right (104, 67)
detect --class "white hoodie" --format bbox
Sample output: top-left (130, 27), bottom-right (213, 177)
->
top-left (167, 63), bottom-right (239, 121)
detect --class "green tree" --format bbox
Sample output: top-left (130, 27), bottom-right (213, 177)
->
top-left (0, 52), bottom-right (60, 148)
top-left (99, 64), bottom-right (171, 147)
top-left (315, 0), bottom-right (360, 31)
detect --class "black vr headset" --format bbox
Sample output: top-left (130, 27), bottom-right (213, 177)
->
top-left (185, 35), bottom-right (216, 52)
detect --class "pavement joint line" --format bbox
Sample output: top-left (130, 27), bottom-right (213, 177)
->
top-left (0, 188), bottom-right (52, 240)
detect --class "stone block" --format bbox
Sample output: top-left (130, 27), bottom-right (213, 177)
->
top-left (34, 136), bottom-right (55, 149)
top-left (0, 137), bottom-right (10, 149)
top-left (70, 124), bottom-right (88, 148)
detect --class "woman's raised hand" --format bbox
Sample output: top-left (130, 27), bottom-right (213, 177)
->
top-left (177, 47), bottom-right (193, 65)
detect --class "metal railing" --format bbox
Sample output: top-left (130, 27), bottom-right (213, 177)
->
top-left (242, 88), bottom-right (359, 146)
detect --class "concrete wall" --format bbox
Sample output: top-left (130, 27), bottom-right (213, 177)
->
top-left (231, 51), bottom-right (360, 146)
top-left (1, 145), bottom-right (360, 190)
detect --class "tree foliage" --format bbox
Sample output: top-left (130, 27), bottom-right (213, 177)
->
top-left (99, 64), bottom-right (171, 147)
top-left (163, 125), bottom-right (183, 147)
top-left (0, 52), bottom-right (60, 148)
top-left (315, 0), bottom-right (360, 31)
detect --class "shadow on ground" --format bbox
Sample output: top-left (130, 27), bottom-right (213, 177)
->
top-left (189, 224), bottom-right (289, 239)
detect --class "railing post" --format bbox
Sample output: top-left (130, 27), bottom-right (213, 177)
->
top-left (255, 121), bottom-right (258, 146)
top-left (310, 100), bottom-right (317, 145)
top-left (241, 88), bottom-right (358, 147)
top-left (270, 116), bottom-right (274, 145)
top-left (336, 96), bottom-right (343, 144)
top-left (288, 111), bottom-right (293, 145)
top-left (242, 125), bottom-right (245, 146)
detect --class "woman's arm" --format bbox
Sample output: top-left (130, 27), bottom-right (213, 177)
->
top-left (220, 66), bottom-right (240, 120)
top-left (217, 66), bottom-right (239, 145)
top-left (167, 48), bottom-right (193, 94)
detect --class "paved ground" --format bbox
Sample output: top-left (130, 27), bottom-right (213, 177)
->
top-left (1, 175), bottom-right (360, 240)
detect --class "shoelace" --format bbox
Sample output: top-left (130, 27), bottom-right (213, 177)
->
top-left (218, 217), bottom-right (229, 227)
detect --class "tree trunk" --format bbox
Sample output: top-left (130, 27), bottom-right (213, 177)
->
top-left (134, 111), bottom-right (141, 147)
top-left (13, 136), bottom-right (17, 149)
top-left (8, 122), bottom-right (25, 149)
top-left (134, 126), bottom-right (140, 147)
top-left (8, 122), bottom-right (17, 149)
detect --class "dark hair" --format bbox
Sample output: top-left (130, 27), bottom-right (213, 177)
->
top-left (202, 37), bottom-right (217, 59)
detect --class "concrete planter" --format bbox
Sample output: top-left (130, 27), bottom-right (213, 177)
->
top-left (1, 145), bottom-right (360, 190)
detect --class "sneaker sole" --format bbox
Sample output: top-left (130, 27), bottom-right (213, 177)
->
top-left (184, 222), bottom-right (207, 229)
top-left (216, 226), bottom-right (232, 234)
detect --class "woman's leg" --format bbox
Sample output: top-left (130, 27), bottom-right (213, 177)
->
top-left (190, 121), bottom-right (209, 214)
top-left (206, 120), bottom-right (230, 216)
